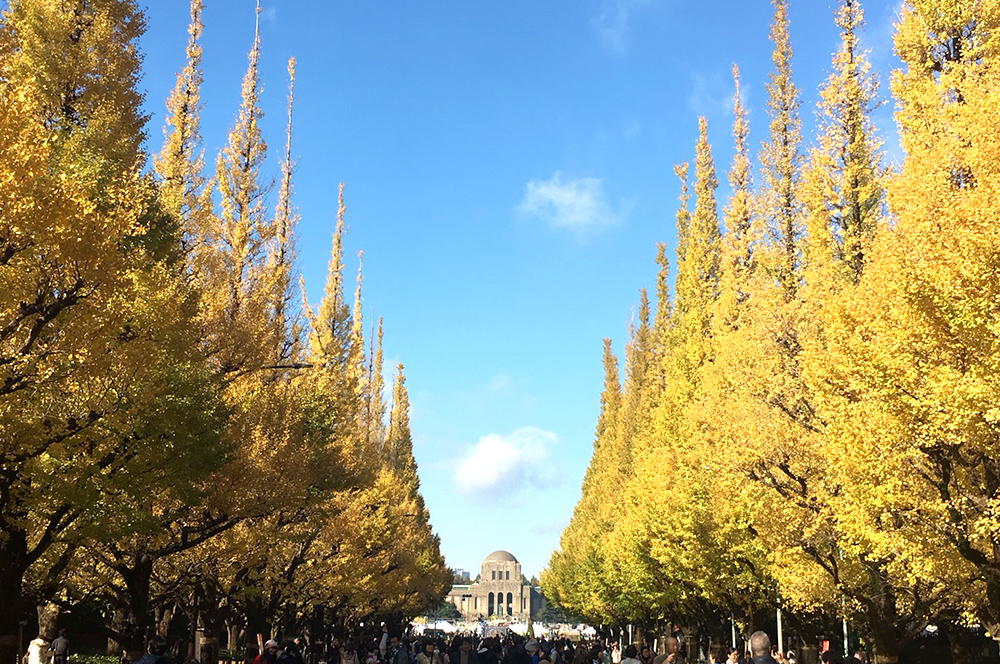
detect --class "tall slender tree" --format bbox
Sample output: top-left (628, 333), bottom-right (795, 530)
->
top-left (154, 0), bottom-right (208, 253)
top-left (758, 0), bottom-right (804, 300)
top-left (802, 0), bottom-right (884, 285)
top-left (676, 118), bottom-right (721, 339)
top-left (365, 317), bottom-right (388, 451)
top-left (543, 339), bottom-right (621, 623)
top-left (271, 57), bottom-right (300, 360)
top-left (719, 64), bottom-right (758, 326)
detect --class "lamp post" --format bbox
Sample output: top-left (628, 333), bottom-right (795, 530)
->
top-left (777, 602), bottom-right (783, 655)
top-left (18, 621), bottom-right (28, 664)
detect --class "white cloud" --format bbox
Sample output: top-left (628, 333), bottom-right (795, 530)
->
top-left (687, 71), bottom-right (733, 119)
top-left (517, 172), bottom-right (627, 236)
top-left (529, 518), bottom-right (570, 536)
top-left (592, 0), bottom-right (655, 53)
top-left (487, 373), bottom-right (511, 392)
top-left (453, 427), bottom-right (558, 495)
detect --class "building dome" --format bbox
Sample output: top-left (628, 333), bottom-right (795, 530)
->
top-left (484, 550), bottom-right (518, 563)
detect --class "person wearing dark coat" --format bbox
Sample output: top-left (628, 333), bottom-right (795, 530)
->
top-left (747, 633), bottom-right (778, 664)
top-left (501, 642), bottom-right (531, 664)
top-left (51, 631), bottom-right (70, 664)
top-left (477, 638), bottom-right (500, 664)
top-left (449, 638), bottom-right (479, 664)
top-left (278, 641), bottom-right (304, 664)
top-left (386, 636), bottom-right (409, 664)
top-left (133, 638), bottom-right (171, 664)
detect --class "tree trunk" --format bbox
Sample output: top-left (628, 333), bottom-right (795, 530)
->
top-left (0, 524), bottom-right (30, 664)
top-left (36, 604), bottom-right (59, 643)
top-left (858, 561), bottom-right (904, 664)
top-left (225, 623), bottom-right (240, 652)
top-left (107, 609), bottom-right (128, 657)
top-left (156, 605), bottom-right (174, 639)
top-left (943, 621), bottom-right (1000, 664)
top-left (200, 582), bottom-right (228, 645)
top-left (244, 598), bottom-right (270, 648)
top-left (118, 555), bottom-right (155, 652)
top-left (864, 608), bottom-right (900, 664)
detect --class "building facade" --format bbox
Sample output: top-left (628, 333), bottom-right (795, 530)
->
top-left (445, 550), bottom-right (545, 620)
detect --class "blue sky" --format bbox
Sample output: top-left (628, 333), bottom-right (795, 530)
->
top-left (138, 0), bottom-right (903, 578)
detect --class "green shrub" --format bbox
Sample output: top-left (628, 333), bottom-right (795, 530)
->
top-left (73, 654), bottom-right (120, 664)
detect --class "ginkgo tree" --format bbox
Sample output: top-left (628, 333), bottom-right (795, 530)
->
top-left (547, 0), bottom-right (1000, 660)
top-left (0, 0), bottom-right (448, 654)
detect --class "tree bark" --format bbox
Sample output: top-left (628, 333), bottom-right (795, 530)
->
top-left (36, 604), bottom-right (59, 643)
top-left (244, 597), bottom-right (270, 647)
top-left (107, 610), bottom-right (128, 657)
top-left (156, 605), bottom-right (174, 639)
top-left (0, 523), bottom-right (29, 664)
top-left (865, 612), bottom-right (900, 664)
top-left (117, 555), bottom-right (155, 652)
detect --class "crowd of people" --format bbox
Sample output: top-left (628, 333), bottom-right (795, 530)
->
top-left (239, 628), bottom-right (870, 664)
top-left (23, 627), bottom-right (869, 664)
top-left (609, 632), bottom-right (867, 664)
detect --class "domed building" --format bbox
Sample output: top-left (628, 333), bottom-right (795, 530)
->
top-left (444, 550), bottom-right (546, 620)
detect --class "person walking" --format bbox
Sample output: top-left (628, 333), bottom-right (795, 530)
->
top-left (133, 638), bottom-right (171, 664)
top-left (26, 636), bottom-right (51, 664)
top-left (51, 631), bottom-right (69, 664)
top-left (619, 645), bottom-right (640, 664)
top-left (340, 643), bottom-right (359, 664)
top-left (417, 642), bottom-right (443, 664)
top-left (277, 641), bottom-right (303, 664)
top-left (477, 639), bottom-right (499, 664)
top-left (747, 633), bottom-right (778, 664)
top-left (501, 641), bottom-right (531, 664)
top-left (570, 647), bottom-right (589, 664)
top-left (652, 638), bottom-right (683, 664)
top-left (386, 636), bottom-right (409, 664)
top-left (450, 638), bottom-right (479, 664)
top-left (253, 640), bottom-right (279, 664)
top-left (523, 641), bottom-right (542, 664)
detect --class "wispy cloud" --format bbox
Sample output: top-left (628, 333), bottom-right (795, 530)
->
top-left (453, 427), bottom-right (558, 496)
top-left (517, 172), bottom-right (628, 237)
top-left (487, 373), bottom-right (511, 392)
top-left (861, 0), bottom-right (902, 71)
top-left (529, 518), bottom-right (570, 536)
top-left (687, 70), bottom-right (735, 119)
top-left (592, 0), bottom-right (655, 54)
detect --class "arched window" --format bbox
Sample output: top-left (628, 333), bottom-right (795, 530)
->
top-left (506, 592), bottom-right (513, 615)
top-left (488, 592), bottom-right (494, 617)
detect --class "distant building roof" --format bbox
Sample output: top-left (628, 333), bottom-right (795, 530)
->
top-left (484, 550), bottom-right (518, 563)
